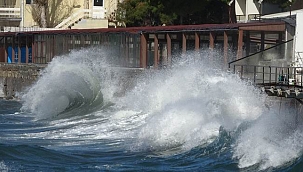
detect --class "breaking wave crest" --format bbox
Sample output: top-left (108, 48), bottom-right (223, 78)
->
top-left (21, 48), bottom-right (119, 119)
top-left (18, 48), bottom-right (303, 171)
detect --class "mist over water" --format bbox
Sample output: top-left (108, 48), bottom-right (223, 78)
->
top-left (5, 47), bottom-right (303, 171)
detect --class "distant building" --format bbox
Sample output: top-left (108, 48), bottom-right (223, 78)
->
top-left (234, 0), bottom-right (303, 22)
top-left (0, 0), bottom-right (122, 31)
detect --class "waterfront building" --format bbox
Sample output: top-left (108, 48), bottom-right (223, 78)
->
top-left (0, 0), bottom-right (122, 31)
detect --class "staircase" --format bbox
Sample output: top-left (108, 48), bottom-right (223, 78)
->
top-left (55, 9), bottom-right (91, 29)
top-left (55, 8), bottom-right (107, 29)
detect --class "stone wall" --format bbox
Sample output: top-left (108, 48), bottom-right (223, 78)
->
top-left (0, 64), bottom-right (143, 99)
top-left (0, 63), bottom-right (45, 99)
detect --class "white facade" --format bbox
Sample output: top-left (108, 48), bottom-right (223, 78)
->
top-left (295, 13), bottom-right (303, 67)
top-left (235, 0), bottom-right (261, 22)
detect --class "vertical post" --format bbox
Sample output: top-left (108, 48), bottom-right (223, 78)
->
top-left (26, 35), bottom-right (29, 63)
top-left (72, 35), bottom-right (75, 49)
top-left (166, 33), bottom-right (172, 66)
top-left (18, 36), bottom-right (21, 63)
top-left (275, 67), bottom-right (277, 83)
top-left (182, 33), bottom-right (186, 53)
top-left (263, 66), bottom-right (265, 85)
top-left (67, 35), bottom-right (70, 53)
top-left (140, 33), bottom-right (147, 68)
top-left (4, 36), bottom-right (7, 63)
top-left (278, 32), bottom-right (283, 43)
top-left (41, 36), bottom-right (44, 63)
top-left (52, 35), bottom-right (55, 60)
top-left (154, 33), bottom-right (159, 68)
top-left (245, 0), bottom-right (249, 22)
top-left (294, 67), bottom-right (296, 84)
top-left (237, 29), bottom-right (243, 59)
top-left (233, 65), bottom-right (236, 74)
top-left (224, 31), bottom-right (228, 64)
top-left (12, 36), bottom-right (15, 63)
top-left (269, 66), bottom-right (271, 83)
top-left (32, 35), bottom-right (35, 63)
top-left (287, 67), bottom-right (290, 87)
top-left (195, 32), bottom-right (200, 51)
top-left (240, 65), bottom-right (243, 79)
top-left (261, 31), bottom-right (265, 51)
top-left (245, 31), bottom-right (250, 56)
top-left (126, 35), bottom-right (129, 67)
top-left (209, 32), bottom-right (215, 50)
top-left (64, 35), bottom-right (67, 53)
top-left (253, 66), bottom-right (257, 83)
top-left (81, 34), bottom-right (85, 47)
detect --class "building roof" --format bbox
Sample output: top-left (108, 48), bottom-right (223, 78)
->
top-left (262, 9), bottom-right (303, 19)
top-left (0, 22), bottom-right (286, 36)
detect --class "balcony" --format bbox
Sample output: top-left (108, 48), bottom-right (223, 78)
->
top-left (0, 6), bottom-right (21, 29)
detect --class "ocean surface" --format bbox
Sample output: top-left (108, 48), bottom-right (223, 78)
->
top-left (1, 48), bottom-right (303, 171)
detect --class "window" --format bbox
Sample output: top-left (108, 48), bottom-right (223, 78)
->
top-left (26, 0), bottom-right (33, 4)
top-left (94, 0), bottom-right (103, 6)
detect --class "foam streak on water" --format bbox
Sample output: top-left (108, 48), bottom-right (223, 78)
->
top-left (10, 48), bottom-right (303, 171)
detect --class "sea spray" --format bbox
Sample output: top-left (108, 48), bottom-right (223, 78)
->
top-left (18, 48), bottom-right (303, 170)
top-left (0, 161), bottom-right (9, 172)
top-left (118, 52), bottom-right (267, 152)
top-left (233, 98), bottom-right (303, 170)
top-left (21, 48), bottom-right (122, 119)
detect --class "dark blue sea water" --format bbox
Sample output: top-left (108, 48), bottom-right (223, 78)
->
top-left (1, 49), bottom-right (303, 171)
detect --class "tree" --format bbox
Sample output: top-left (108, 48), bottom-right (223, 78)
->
top-left (116, 0), bottom-right (160, 27)
top-left (30, 0), bottom-right (76, 28)
top-left (32, 0), bottom-right (48, 28)
top-left (116, 0), bottom-right (229, 27)
top-left (265, 0), bottom-right (294, 9)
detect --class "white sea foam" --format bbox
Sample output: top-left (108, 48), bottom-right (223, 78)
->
top-left (19, 48), bottom-right (303, 170)
top-left (119, 53), bottom-right (266, 151)
top-left (0, 161), bottom-right (9, 172)
top-left (233, 98), bottom-right (303, 170)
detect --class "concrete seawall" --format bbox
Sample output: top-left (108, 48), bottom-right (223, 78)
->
top-left (0, 63), bottom-right (144, 99)
top-left (0, 63), bottom-right (45, 99)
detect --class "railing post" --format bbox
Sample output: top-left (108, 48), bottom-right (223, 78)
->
top-left (294, 67), bottom-right (296, 85)
top-left (240, 65), bottom-right (243, 79)
top-left (269, 66), bottom-right (271, 83)
top-left (253, 66), bottom-right (256, 83)
top-left (300, 67), bottom-right (303, 88)
top-left (275, 67), bottom-right (278, 84)
top-left (262, 66), bottom-right (265, 85)
top-left (287, 67), bottom-right (290, 87)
